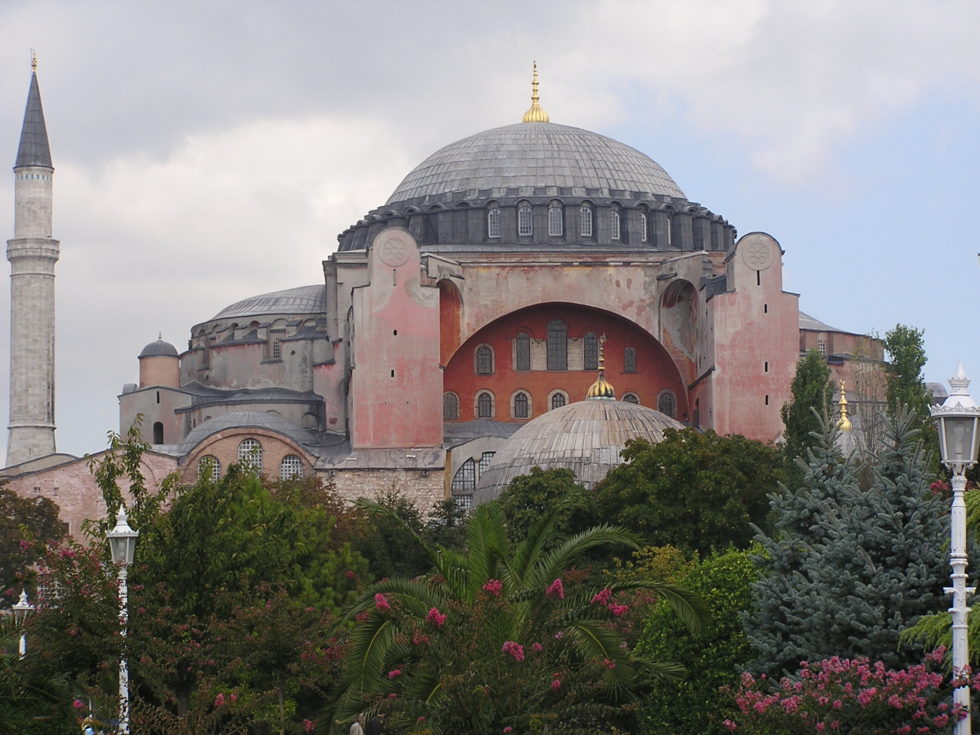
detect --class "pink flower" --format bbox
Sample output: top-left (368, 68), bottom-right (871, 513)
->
top-left (503, 728), bottom-right (513, 733)
top-left (545, 578), bottom-right (565, 599)
top-left (601, 658), bottom-right (616, 669)
top-left (374, 593), bottom-right (391, 610)
top-left (412, 630), bottom-right (430, 646)
top-left (214, 693), bottom-right (225, 707)
top-left (551, 678), bottom-right (561, 690)
top-left (388, 669), bottom-right (402, 678)
top-left (230, 693), bottom-right (237, 702)
top-left (483, 578), bottom-right (503, 596)
top-left (608, 603), bottom-right (629, 617)
top-left (425, 607), bottom-right (446, 627)
top-left (531, 642), bottom-right (543, 652)
top-left (72, 699), bottom-right (84, 710)
top-left (304, 720), bottom-right (315, 733)
top-left (417, 717), bottom-right (426, 723)
top-left (722, 720), bottom-right (737, 732)
top-left (590, 588), bottom-right (613, 606)
top-left (502, 641), bottom-right (525, 661)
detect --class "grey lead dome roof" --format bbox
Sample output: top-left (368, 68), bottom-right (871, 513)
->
top-left (213, 285), bottom-right (327, 320)
top-left (139, 339), bottom-right (178, 358)
top-left (386, 122), bottom-right (686, 205)
top-left (472, 398), bottom-right (683, 506)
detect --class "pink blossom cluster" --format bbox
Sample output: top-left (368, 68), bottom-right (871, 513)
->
top-left (374, 593), bottom-right (390, 610)
top-left (589, 587), bottom-right (629, 616)
top-left (502, 641), bottom-right (525, 661)
top-left (725, 653), bottom-right (965, 734)
top-left (545, 578), bottom-right (564, 599)
top-left (425, 607), bottom-right (446, 627)
top-left (482, 578), bottom-right (503, 596)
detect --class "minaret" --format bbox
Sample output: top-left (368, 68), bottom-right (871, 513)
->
top-left (6, 54), bottom-right (58, 466)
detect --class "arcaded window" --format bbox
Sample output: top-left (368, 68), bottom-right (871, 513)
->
top-left (513, 391), bottom-right (530, 419)
top-left (479, 451), bottom-right (496, 475)
top-left (451, 458), bottom-right (476, 490)
top-left (623, 393), bottom-right (639, 405)
top-left (624, 346), bottom-right (637, 373)
top-left (550, 391), bottom-right (567, 410)
top-left (548, 203), bottom-right (563, 236)
top-left (488, 207), bottom-right (501, 238)
top-left (475, 344), bottom-right (494, 375)
top-left (443, 392), bottom-right (460, 420)
top-left (198, 455), bottom-right (221, 481)
top-left (515, 332), bottom-right (530, 371)
top-left (546, 320), bottom-right (567, 371)
top-left (477, 391), bottom-right (494, 418)
top-left (658, 391), bottom-right (676, 418)
top-left (518, 203), bottom-right (533, 236)
top-left (280, 455), bottom-right (304, 480)
top-left (580, 205), bottom-right (593, 237)
top-left (238, 438), bottom-right (263, 471)
top-left (611, 209), bottom-right (621, 240)
top-left (640, 212), bottom-right (648, 242)
top-left (583, 332), bottom-right (598, 371)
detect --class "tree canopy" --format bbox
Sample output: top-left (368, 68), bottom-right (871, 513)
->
top-left (780, 348), bottom-right (833, 485)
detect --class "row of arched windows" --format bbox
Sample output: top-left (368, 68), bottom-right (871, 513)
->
top-left (474, 325), bottom-right (638, 374)
top-left (444, 389), bottom-right (677, 419)
top-left (197, 440), bottom-right (305, 480)
top-left (486, 203), bottom-right (645, 242)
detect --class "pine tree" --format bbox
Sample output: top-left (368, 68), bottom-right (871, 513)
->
top-left (781, 349), bottom-right (833, 487)
top-left (746, 412), bottom-right (948, 675)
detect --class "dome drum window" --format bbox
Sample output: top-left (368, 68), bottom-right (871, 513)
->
top-left (579, 206), bottom-right (593, 237)
top-left (548, 203), bottom-right (563, 237)
top-left (487, 207), bottom-right (501, 239)
top-left (518, 203), bottom-right (533, 237)
top-left (611, 209), bottom-right (621, 241)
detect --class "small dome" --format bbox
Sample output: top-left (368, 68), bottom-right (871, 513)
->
top-left (139, 339), bottom-right (178, 358)
top-left (473, 398), bottom-right (683, 505)
top-left (212, 284), bottom-right (327, 320)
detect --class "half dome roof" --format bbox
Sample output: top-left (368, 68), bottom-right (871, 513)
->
top-left (386, 122), bottom-right (686, 206)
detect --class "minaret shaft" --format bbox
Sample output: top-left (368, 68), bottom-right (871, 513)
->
top-left (6, 70), bottom-right (58, 466)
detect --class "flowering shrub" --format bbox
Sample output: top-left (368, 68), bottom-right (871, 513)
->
top-left (483, 578), bottom-right (503, 596)
top-left (723, 653), bottom-right (963, 734)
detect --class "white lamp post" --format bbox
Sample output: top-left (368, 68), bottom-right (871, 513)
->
top-left (106, 506), bottom-right (138, 735)
top-left (931, 364), bottom-right (980, 734)
top-left (11, 588), bottom-right (34, 658)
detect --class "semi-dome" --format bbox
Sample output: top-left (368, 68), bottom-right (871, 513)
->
top-left (387, 122), bottom-right (686, 206)
top-left (212, 285), bottom-right (327, 321)
top-left (472, 398), bottom-right (683, 505)
top-left (139, 338), bottom-right (178, 358)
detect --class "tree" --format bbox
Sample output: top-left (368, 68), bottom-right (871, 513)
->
top-left (593, 431), bottom-right (783, 556)
top-left (780, 348), bottom-right (833, 485)
top-left (0, 486), bottom-right (65, 601)
top-left (746, 413), bottom-right (948, 675)
top-left (495, 466), bottom-right (597, 544)
top-left (883, 324), bottom-right (931, 423)
top-left (330, 500), bottom-right (707, 734)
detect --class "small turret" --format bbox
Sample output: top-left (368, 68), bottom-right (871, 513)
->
top-left (138, 337), bottom-right (180, 388)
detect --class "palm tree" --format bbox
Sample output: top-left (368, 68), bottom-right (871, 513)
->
top-left (330, 500), bottom-right (706, 734)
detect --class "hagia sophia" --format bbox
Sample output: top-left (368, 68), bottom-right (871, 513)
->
top-left (1, 64), bottom-right (884, 534)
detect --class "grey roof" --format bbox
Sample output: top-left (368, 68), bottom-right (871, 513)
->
top-left (444, 419), bottom-right (522, 445)
top-left (212, 284), bottom-right (327, 320)
top-left (178, 410), bottom-right (322, 454)
top-left (799, 311), bottom-right (841, 332)
top-left (139, 339), bottom-right (178, 358)
top-left (15, 73), bottom-right (52, 169)
top-left (472, 398), bottom-right (683, 505)
top-left (387, 122), bottom-right (686, 206)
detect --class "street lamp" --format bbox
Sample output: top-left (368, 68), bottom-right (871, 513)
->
top-left (931, 363), bottom-right (980, 735)
top-left (106, 506), bottom-right (138, 735)
top-left (11, 588), bottom-right (34, 658)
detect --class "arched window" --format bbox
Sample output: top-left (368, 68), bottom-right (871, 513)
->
top-left (580, 205), bottom-right (593, 237)
top-left (477, 391), bottom-right (494, 418)
top-left (153, 421), bottom-right (164, 444)
top-left (443, 392), bottom-right (460, 420)
top-left (514, 332), bottom-right (530, 371)
top-left (280, 455), bottom-right (304, 480)
top-left (475, 345), bottom-right (494, 375)
top-left (488, 207), bottom-right (501, 238)
top-left (583, 332), bottom-right (598, 371)
top-left (198, 455), bottom-right (221, 481)
top-left (238, 438), bottom-right (263, 471)
top-left (658, 391), bottom-right (676, 418)
top-left (518, 203), bottom-right (533, 236)
top-left (513, 391), bottom-right (530, 419)
top-left (623, 393), bottom-right (639, 405)
top-left (548, 203), bottom-right (563, 236)
top-left (478, 451), bottom-right (496, 475)
top-left (611, 209), bottom-right (621, 240)
top-left (624, 346), bottom-right (637, 373)
top-left (550, 391), bottom-right (567, 410)
top-left (546, 320), bottom-right (567, 371)
top-left (640, 212), bottom-right (648, 242)
top-left (270, 337), bottom-right (282, 359)
top-left (451, 458), bottom-right (476, 490)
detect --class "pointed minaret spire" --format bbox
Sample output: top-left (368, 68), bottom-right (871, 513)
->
top-left (15, 54), bottom-right (52, 169)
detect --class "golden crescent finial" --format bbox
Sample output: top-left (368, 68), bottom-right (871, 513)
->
top-left (586, 334), bottom-right (616, 399)
top-left (838, 380), bottom-right (852, 432)
top-left (521, 61), bottom-right (550, 123)
top-left (30, 49), bottom-right (37, 73)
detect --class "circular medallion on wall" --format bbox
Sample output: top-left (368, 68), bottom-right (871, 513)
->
top-left (377, 233), bottom-right (412, 267)
top-left (741, 238), bottom-right (774, 271)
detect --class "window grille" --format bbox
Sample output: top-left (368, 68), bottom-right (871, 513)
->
top-left (280, 455), bottom-right (303, 480)
top-left (611, 210), bottom-right (621, 240)
top-left (515, 332), bottom-right (530, 371)
top-left (546, 320), bottom-right (567, 370)
top-left (518, 204), bottom-right (533, 236)
top-left (479, 451), bottom-right (495, 475)
top-left (640, 213), bottom-right (648, 242)
top-left (451, 458), bottom-right (476, 490)
top-left (658, 392), bottom-right (676, 417)
top-left (551, 392), bottom-right (566, 409)
top-left (514, 392), bottom-right (530, 419)
top-left (443, 392), bottom-right (459, 419)
top-left (548, 204), bottom-right (563, 236)
top-left (477, 392), bottom-right (494, 418)
top-left (580, 206), bottom-right (592, 236)
top-left (488, 208), bottom-right (501, 238)
top-left (198, 455), bottom-right (221, 481)
top-left (238, 439), bottom-right (263, 471)
top-left (624, 346), bottom-right (637, 373)
top-left (623, 393), bottom-right (639, 405)
top-left (583, 333), bottom-right (598, 370)
top-left (476, 345), bottom-right (494, 375)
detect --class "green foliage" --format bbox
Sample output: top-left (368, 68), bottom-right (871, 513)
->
top-left (0, 486), bottom-right (65, 601)
top-left (747, 413), bottom-right (948, 675)
top-left (331, 500), bottom-right (708, 734)
top-left (780, 349), bottom-right (833, 485)
top-left (635, 547), bottom-right (760, 735)
top-left (345, 489), bottom-right (435, 580)
top-left (496, 466), bottom-right (597, 544)
top-left (593, 430), bottom-right (783, 555)
top-left (883, 324), bottom-right (931, 423)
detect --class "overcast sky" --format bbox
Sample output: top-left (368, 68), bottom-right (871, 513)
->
top-left (1, 0), bottom-right (978, 457)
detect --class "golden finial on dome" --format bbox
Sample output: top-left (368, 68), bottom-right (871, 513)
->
top-left (838, 380), bottom-right (852, 432)
top-left (521, 61), bottom-right (550, 123)
top-left (586, 335), bottom-right (616, 399)
top-left (30, 49), bottom-right (37, 73)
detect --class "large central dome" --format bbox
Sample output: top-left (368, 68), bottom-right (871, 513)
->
top-left (386, 122), bottom-right (686, 206)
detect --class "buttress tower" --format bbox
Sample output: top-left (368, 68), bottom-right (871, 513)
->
top-left (6, 60), bottom-right (58, 466)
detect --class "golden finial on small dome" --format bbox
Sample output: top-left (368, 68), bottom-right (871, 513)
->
top-left (586, 335), bottom-right (616, 399)
top-left (838, 380), bottom-right (852, 432)
top-left (30, 49), bottom-right (37, 73)
top-left (521, 61), bottom-right (550, 123)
